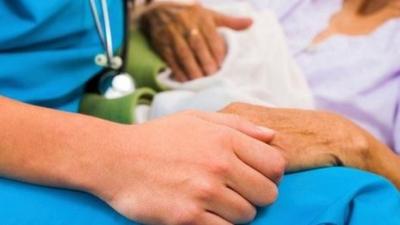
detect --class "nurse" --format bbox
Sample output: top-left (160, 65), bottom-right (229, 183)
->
top-left (0, 0), bottom-right (286, 224)
top-left (0, 1), bottom-right (399, 225)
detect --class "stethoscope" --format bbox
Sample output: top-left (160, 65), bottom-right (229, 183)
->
top-left (89, 0), bottom-right (136, 98)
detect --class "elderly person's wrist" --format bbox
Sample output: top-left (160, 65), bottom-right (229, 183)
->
top-left (361, 131), bottom-right (400, 188)
top-left (324, 113), bottom-right (371, 170)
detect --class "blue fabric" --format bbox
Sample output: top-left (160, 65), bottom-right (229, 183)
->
top-left (1, 168), bottom-right (399, 225)
top-left (0, 0), bottom-right (124, 112)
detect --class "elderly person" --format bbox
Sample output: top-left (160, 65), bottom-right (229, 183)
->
top-left (142, 0), bottom-right (400, 187)
top-left (0, 1), bottom-right (399, 225)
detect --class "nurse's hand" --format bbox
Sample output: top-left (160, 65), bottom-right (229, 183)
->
top-left (92, 110), bottom-right (285, 225)
top-left (140, 3), bottom-right (252, 82)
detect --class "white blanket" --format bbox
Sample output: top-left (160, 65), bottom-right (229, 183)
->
top-left (136, 2), bottom-right (314, 122)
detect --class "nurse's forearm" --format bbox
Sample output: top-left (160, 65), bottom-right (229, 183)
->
top-left (0, 97), bottom-right (117, 190)
top-left (0, 97), bottom-right (286, 225)
top-left (0, 96), bottom-right (120, 191)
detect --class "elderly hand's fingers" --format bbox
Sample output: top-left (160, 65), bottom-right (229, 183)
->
top-left (211, 10), bottom-right (253, 30)
top-left (160, 46), bottom-right (188, 82)
top-left (170, 28), bottom-right (204, 80)
top-left (188, 30), bottom-right (219, 75)
top-left (146, 11), bottom-right (187, 82)
top-left (175, 12), bottom-right (218, 75)
top-left (199, 14), bottom-right (227, 66)
top-left (152, 9), bottom-right (204, 80)
top-left (157, 10), bottom-right (203, 80)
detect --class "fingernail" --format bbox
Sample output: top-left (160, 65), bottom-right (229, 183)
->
top-left (206, 65), bottom-right (218, 75)
top-left (257, 126), bottom-right (275, 136)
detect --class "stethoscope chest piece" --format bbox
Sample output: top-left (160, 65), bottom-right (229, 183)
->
top-left (98, 70), bottom-right (136, 99)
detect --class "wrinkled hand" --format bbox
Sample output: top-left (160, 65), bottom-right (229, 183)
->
top-left (94, 110), bottom-right (286, 225)
top-left (140, 3), bottom-right (253, 82)
top-left (221, 103), bottom-right (370, 172)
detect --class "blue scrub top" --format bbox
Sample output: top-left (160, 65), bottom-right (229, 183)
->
top-left (0, 0), bottom-right (124, 112)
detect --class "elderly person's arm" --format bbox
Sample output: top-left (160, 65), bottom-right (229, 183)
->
top-left (222, 103), bottom-right (400, 189)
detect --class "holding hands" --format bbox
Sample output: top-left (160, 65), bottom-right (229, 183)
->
top-left (222, 103), bottom-right (369, 171)
top-left (222, 103), bottom-right (400, 189)
top-left (95, 110), bottom-right (286, 225)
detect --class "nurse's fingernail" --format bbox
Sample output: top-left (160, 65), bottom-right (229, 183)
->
top-left (257, 126), bottom-right (276, 136)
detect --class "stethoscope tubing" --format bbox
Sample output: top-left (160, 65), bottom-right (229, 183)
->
top-left (85, 0), bottom-right (131, 93)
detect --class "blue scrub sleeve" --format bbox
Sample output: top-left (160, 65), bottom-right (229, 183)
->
top-left (1, 168), bottom-right (399, 225)
top-left (0, 0), bottom-right (124, 112)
